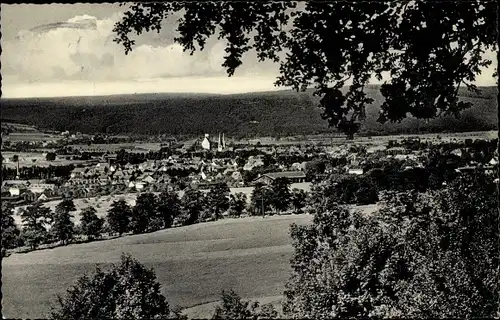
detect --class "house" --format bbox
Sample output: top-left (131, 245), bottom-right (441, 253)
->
top-left (450, 149), bottom-right (463, 157)
top-left (290, 162), bottom-right (306, 171)
top-left (243, 156), bottom-right (264, 171)
top-left (135, 182), bottom-right (146, 190)
top-left (28, 183), bottom-right (56, 194)
top-left (198, 181), bottom-right (226, 190)
top-left (201, 134), bottom-right (211, 150)
top-left (348, 168), bottom-right (364, 175)
top-left (71, 167), bottom-right (87, 178)
top-left (2, 180), bottom-right (29, 188)
top-left (142, 175), bottom-right (155, 184)
top-left (252, 171), bottom-right (307, 185)
top-left (96, 162), bottom-right (109, 169)
top-left (9, 186), bottom-right (26, 197)
top-left (231, 171), bottom-right (242, 181)
top-left (23, 190), bottom-right (37, 202)
top-left (456, 165), bottom-right (495, 175)
top-left (386, 147), bottom-right (407, 155)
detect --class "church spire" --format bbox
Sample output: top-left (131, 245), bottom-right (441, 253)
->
top-left (218, 132), bottom-right (223, 152)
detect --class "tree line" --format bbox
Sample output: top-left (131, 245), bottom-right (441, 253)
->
top-left (2, 179), bottom-right (309, 256)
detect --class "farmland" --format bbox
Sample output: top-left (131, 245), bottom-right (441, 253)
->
top-left (2, 151), bottom-right (88, 168)
top-left (2, 213), bottom-right (315, 318)
top-left (2, 204), bottom-right (379, 319)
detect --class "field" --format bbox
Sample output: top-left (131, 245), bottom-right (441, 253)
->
top-left (2, 151), bottom-right (88, 168)
top-left (3, 214), bottom-right (314, 318)
top-left (3, 205), bottom-right (378, 319)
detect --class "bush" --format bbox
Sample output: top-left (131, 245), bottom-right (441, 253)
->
top-left (212, 290), bottom-right (278, 319)
top-left (354, 181), bottom-right (379, 205)
top-left (50, 253), bottom-right (177, 320)
top-left (147, 217), bottom-right (165, 232)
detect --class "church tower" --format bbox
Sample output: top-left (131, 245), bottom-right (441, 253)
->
top-left (218, 133), bottom-right (223, 152)
top-left (201, 134), bottom-right (211, 150)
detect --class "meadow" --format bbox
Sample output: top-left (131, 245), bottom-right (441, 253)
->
top-left (3, 204), bottom-right (379, 319)
top-left (2, 214), bottom-right (314, 318)
top-left (2, 151), bottom-right (88, 168)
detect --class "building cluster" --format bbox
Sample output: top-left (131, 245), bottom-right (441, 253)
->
top-left (2, 133), bottom-right (498, 206)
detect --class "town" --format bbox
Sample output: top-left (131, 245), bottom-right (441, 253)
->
top-left (2, 124), bottom-right (497, 256)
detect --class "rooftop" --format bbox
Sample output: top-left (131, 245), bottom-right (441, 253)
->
top-left (262, 171), bottom-right (306, 179)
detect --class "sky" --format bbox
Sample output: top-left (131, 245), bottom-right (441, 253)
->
top-left (1, 4), bottom-right (497, 98)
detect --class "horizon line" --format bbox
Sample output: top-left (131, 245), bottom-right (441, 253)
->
top-left (2, 84), bottom-right (497, 100)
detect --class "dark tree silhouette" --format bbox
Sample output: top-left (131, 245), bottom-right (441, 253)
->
top-left (20, 202), bottom-right (52, 250)
top-left (130, 192), bottom-right (158, 233)
top-left (51, 253), bottom-right (173, 320)
top-left (80, 207), bottom-right (104, 241)
top-left (107, 199), bottom-right (132, 236)
top-left (113, 2), bottom-right (497, 139)
top-left (157, 190), bottom-right (182, 228)
top-left (206, 183), bottom-right (230, 220)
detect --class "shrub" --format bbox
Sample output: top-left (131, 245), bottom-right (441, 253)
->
top-left (212, 290), bottom-right (278, 319)
top-left (50, 253), bottom-right (176, 320)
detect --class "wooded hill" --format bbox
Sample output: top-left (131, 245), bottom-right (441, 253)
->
top-left (2, 85), bottom-right (496, 138)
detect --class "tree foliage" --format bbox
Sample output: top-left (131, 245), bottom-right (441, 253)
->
top-left (80, 206), bottom-right (104, 240)
top-left (114, 1), bottom-right (497, 137)
top-left (228, 192), bottom-right (247, 217)
top-left (20, 202), bottom-right (52, 250)
top-left (270, 177), bottom-right (292, 212)
top-left (51, 209), bottom-right (75, 245)
top-left (157, 190), bottom-right (182, 228)
top-left (250, 182), bottom-right (273, 216)
top-left (50, 253), bottom-right (172, 320)
top-left (283, 172), bottom-right (498, 318)
top-left (130, 192), bottom-right (158, 233)
top-left (107, 199), bottom-right (132, 236)
top-left (212, 290), bottom-right (278, 320)
top-left (180, 187), bottom-right (206, 225)
top-left (290, 188), bottom-right (307, 214)
top-left (206, 183), bottom-right (230, 220)
top-left (52, 199), bottom-right (77, 244)
top-left (55, 199), bottom-right (76, 215)
top-left (45, 152), bottom-right (57, 161)
top-left (2, 203), bottom-right (23, 252)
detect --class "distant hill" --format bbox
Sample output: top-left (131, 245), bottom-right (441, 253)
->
top-left (1, 86), bottom-right (497, 138)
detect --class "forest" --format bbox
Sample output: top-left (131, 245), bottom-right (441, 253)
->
top-left (1, 86), bottom-right (496, 138)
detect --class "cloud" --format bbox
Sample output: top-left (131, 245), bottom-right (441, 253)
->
top-left (2, 76), bottom-right (283, 98)
top-left (2, 13), bottom-right (275, 85)
top-left (2, 9), bottom-right (495, 97)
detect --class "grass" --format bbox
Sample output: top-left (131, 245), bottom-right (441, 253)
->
top-left (2, 214), bottom-right (314, 319)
